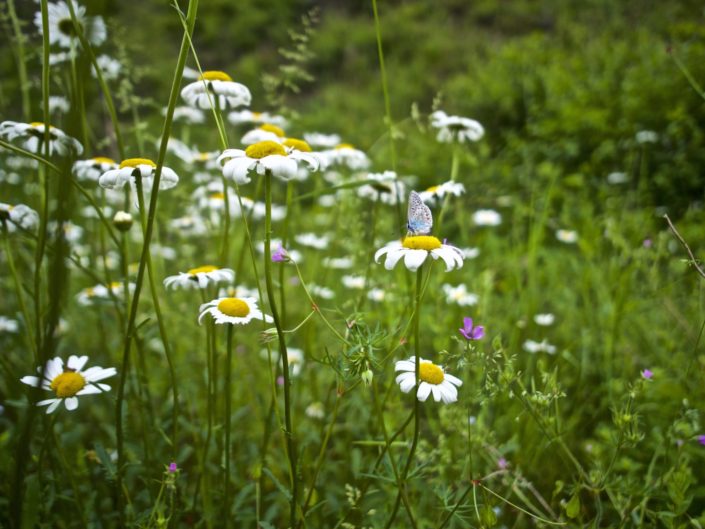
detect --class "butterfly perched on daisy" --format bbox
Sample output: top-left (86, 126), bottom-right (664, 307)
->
top-left (407, 190), bottom-right (433, 236)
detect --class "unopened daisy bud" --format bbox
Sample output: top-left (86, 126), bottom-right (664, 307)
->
top-left (361, 369), bottom-right (374, 387)
top-left (112, 211), bottom-right (133, 231)
top-left (260, 327), bottom-right (279, 343)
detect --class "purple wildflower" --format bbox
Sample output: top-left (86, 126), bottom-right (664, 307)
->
top-left (168, 462), bottom-right (178, 473)
top-left (497, 457), bottom-right (508, 470)
top-left (698, 435), bottom-right (705, 446)
top-left (272, 245), bottom-right (288, 262)
top-left (459, 317), bottom-right (484, 340)
top-left (641, 369), bottom-right (653, 380)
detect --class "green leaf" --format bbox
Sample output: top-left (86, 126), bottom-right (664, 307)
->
top-left (565, 493), bottom-right (581, 519)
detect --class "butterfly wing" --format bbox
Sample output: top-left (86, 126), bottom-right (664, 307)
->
top-left (407, 191), bottom-right (433, 235)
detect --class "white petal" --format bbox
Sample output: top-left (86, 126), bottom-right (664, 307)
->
top-left (403, 249), bottom-right (428, 271)
top-left (64, 397), bottom-right (79, 411)
top-left (77, 385), bottom-right (102, 395)
top-left (383, 248), bottom-right (406, 270)
top-left (444, 373), bottom-right (463, 387)
top-left (417, 382), bottom-right (432, 402)
top-left (394, 360), bottom-right (416, 372)
top-left (398, 374), bottom-right (416, 393)
top-left (68, 355), bottom-right (89, 371)
top-left (20, 376), bottom-right (41, 387)
top-left (430, 384), bottom-right (442, 402)
top-left (82, 366), bottom-right (117, 382)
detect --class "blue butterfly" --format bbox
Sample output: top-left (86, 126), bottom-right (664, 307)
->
top-left (407, 191), bottom-right (433, 236)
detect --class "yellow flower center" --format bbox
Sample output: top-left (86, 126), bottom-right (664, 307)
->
top-left (245, 141), bottom-right (286, 159)
top-left (217, 298), bottom-right (250, 317)
top-left (199, 71), bottom-right (232, 82)
top-left (403, 236), bottom-right (441, 250)
top-left (188, 265), bottom-right (219, 275)
top-left (252, 111), bottom-right (262, 119)
top-left (283, 138), bottom-right (312, 152)
top-left (335, 143), bottom-right (354, 150)
top-left (197, 152), bottom-right (210, 161)
top-left (109, 281), bottom-right (122, 289)
top-left (30, 122), bottom-right (49, 128)
top-left (93, 156), bottom-right (116, 164)
top-left (259, 124), bottom-right (285, 137)
top-left (209, 192), bottom-right (225, 200)
top-left (419, 361), bottom-right (445, 385)
top-left (426, 185), bottom-right (440, 193)
top-left (120, 158), bottom-right (156, 169)
top-left (50, 371), bottom-right (86, 398)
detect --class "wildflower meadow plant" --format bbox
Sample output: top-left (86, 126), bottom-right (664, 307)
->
top-left (3, 1), bottom-right (704, 528)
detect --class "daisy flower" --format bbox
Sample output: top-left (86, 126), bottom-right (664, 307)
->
top-left (98, 158), bottom-right (179, 192)
top-left (556, 229), bottom-right (578, 244)
top-left (533, 313), bottom-right (555, 326)
top-left (430, 110), bottom-right (485, 143)
top-left (171, 106), bottom-right (205, 124)
top-left (219, 140), bottom-right (319, 184)
top-left (163, 266), bottom-right (234, 290)
top-left (442, 283), bottom-right (478, 306)
top-left (20, 355), bottom-right (116, 414)
top-left (323, 256), bottom-right (354, 269)
top-left (309, 284), bottom-right (335, 300)
top-left (0, 316), bottom-right (19, 333)
top-left (35, 1), bottom-right (107, 49)
top-left (320, 143), bottom-right (370, 170)
top-left (76, 281), bottom-right (135, 305)
top-left (472, 209), bottom-right (502, 226)
top-left (294, 232), bottom-right (330, 250)
top-left (357, 171), bottom-right (407, 205)
top-left (0, 203), bottom-right (39, 233)
top-left (198, 296), bottom-right (273, 326)
top-left (395, 356), bottom-right (463, 403)
top-left (303, 132), bottom-right (342, 149)
top-left (0, 121), bottom-right (83, 156)
top-left (228, 110), bottom-right (287, 128)
top-left (305, 401), bottom-right (325, 419)
top-left (92, 54), bottom-right (122, 80)
top-left (367, 288), bottom-right (387, 302)
top-left (417, 181), bottom-right (466, 205)
top-left (73, 156), bottom-right (119, 182)
top-left (375, 236), bottom-right (464, 272)
top-left (48, 96), bottom-right (70, 114)
top-left (181, 71), bottom-right (251, 110)
top-left (240, 124), bottom-right (286, 145)
top-left (169, 214), bottom-right (208, 237)
top-left (523, 339), bottom-right (557, 355)
top-left (342, 275), bottom-right (366, 289)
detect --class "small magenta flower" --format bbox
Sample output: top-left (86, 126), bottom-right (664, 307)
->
top-left (459, 317), bottom-right (484, 340)
top-left (641, 369), bottom-right (653, 380)
top-left (497, 457), bottom-right (508, 470)
top-left (272, 245), bottom-right (288, 262)
top-left (168, 462), bottom-right (178, 473)
top-left (698, 435), bottom-right (705, 446)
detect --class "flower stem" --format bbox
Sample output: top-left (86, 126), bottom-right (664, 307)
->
top-left (385, 265), bottom-right (424, 529)
top-left (6, 0), bottom-right (30, 120)
top-left (223, 323), bottom-right (234, 529)
top-left (263, 171), bottom-right (298, 526)
top-left (436, 145), bottom-right (460, 234)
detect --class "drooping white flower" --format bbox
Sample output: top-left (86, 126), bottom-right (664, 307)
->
top-left (164, 266), bottom-right (234, 290)
top-left (181, 71), bottom-right (251, 110)
top-left (430, 110), bottom-right (484, 143)
top-left (0, 121), bottom-right (82, 156)
top-left (98, 158), bottom-right (179, 192)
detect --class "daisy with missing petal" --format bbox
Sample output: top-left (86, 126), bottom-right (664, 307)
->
top-left (0, 121), bottom-right (83, 156)
top-left (20, 355), bottom-right (116, 414)
top-left (430, 110), bottom-right (485, 143)
top-left (219, 140), bottom-right (319, 184)
top-left (375, 236), bottom-right (464, 272)
top-left (73, 157), bottom-right (118, 182)
top-left (98, 158), bottom-right (179, 192)
top-left (228, 110), bottom-right (287, 128)
top-left (164, 266), bottom-right (234, 290)
top-left (181, 71), bottom-right (251, 110)
top-left (395, 356), bottom-right (463, 403)
top-left (199, 297), bottom-right (273, 326)
top-left (35, 1), bottom-right (107, 49)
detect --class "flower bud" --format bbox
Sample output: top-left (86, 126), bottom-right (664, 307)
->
top-left (113, 211), bottom-right (133, 232)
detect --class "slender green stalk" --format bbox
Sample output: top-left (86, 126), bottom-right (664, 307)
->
top-left (224, 324), bottom-right (234, 529)
top-left (66, 0), bottom-right (126, 158)
top-left (373, 382), bottom-right (418, 529)
top-left (371, 0), bottom-right (397, 172)
top-left (135, 180), bottom-right (179, 455)
top-left (385, 265), bottom-right (424, 529)
top-left (114, 1), bottom-right (199, 522)
top-left (436, 145), bottom-right (461, 233)
top-left (263, 171), bottom-right (299, 526)
top-left (6, 0), bottom-right (30, 120)
top-left (3, 227), bottom-right (37, 359)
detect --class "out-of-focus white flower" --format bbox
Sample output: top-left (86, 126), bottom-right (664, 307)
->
top-left (556, 229), bottom-right (578, 244)
top-left (635, 130), bottom-right (658, 144)
top-left (523, 339), bottom-right (557, 355)
top-left (442, 283), bottom-right (478, 306)
top-left (472, 209), bottom-right (501, 227)
top-left (303, 132), bottom-right (341, 149)
top-left (533, 313), bottom-right (555, 326)
top-left (430, 110), bottom-right (484, 143)
top-left (607, 172), bottom-right (628, 185)
top-left (357, 171), bottom-right (407, 205)
top-left (0, 121), bottom-right (82, 156)
top-left (181, 71), bottom-right (251, 110)
top-left (228, 110), bottom-right (287, 128)
top-left (35, 1), bottom-right (107, 49)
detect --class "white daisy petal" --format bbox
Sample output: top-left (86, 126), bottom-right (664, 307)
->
top-left (64, 397), bottom-right (79, 411)
top-left (417, 382), bottom-right (432, 402)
